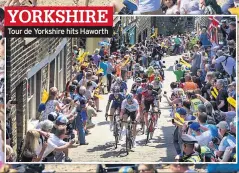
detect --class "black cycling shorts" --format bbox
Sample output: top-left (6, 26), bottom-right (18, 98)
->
top-left (125, 109), bottom-right (136, 121)
top-left (144, 100), bottom-right (154, 112)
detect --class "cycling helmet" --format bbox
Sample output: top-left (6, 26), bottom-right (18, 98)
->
top-left (72, 80), bottom-right (78, 86)
top-left (116, 77), bottom-right (122, 84)
top-left (147, 83), bottom-right (154, 90)
top-left (126, 93), bottom-right (134, 101)
top-left (155, 77), bottom-right (160, 82)
top-left (135, 63), bottom-right (140, 68)
top-left (112, 86), bottom-right (120, 93)
top-left (139, 67), bottom-right (144, 73)
top-left (135, 77), bottom-right (142, 83)
top-left (154, 70), bottom-right (160, 76)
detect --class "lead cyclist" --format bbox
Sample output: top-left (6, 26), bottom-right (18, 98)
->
top-left (120, 93), bottom-right (140, 147)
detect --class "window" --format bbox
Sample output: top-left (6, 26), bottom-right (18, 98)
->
top-left (27, 77), bottom-right (35, 98)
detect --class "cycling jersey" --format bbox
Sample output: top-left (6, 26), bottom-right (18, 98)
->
top-left (108, 93), bottom-right (124, 109)
top-left (121, 99), bottom-right (139, 112)
top-left (112, 82), bottom-right (128, 93)
top-left (151, 81), bottom-right (162, 90)
top-left (142, 90), bottom-right (158, 102)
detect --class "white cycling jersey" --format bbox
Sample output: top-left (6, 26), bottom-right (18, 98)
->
top-left (121, 99), bottom-right (139, 112)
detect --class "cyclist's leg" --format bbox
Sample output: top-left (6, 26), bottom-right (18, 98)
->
top-left (121, 111), bottom-right (129, 134)
top-left (143, 101), bottom-right (150, 127)
top-left (110, 0), bottom-right (125, 13)
top-left (109, 107), bottom-right (116, 122)
top-left (130, 112), bottom-right (137, 138)
top-left (109, 107), bottom-right (116, 130)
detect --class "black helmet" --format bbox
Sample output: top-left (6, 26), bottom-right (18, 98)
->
top-left (72, 80), bottom-right (78, 86)
top-left (135, 77), bottom-right (142, 83)
top-left (147, 83), bottom-right (153, 90)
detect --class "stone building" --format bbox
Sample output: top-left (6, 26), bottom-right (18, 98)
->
top-left (136, 17), bottom-right (196, 43)
top-left (6, 37), bottom-right (82, 149)
top-left (119, 16), bottom-right (137, 46)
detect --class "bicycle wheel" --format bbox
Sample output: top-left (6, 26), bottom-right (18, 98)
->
top-left (114, 122), bottom-right (119, 149)
top-left (126, 129), bottom-right (132, 155)
top-left (146, 119), bottom-right (153, 145)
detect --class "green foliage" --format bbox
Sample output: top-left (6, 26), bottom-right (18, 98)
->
top-left (188, 37), bottom-right (199, 50)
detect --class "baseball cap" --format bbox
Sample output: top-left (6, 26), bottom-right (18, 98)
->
top-left (48, 112), bottom-right (58, 122)
top-left (189, 122), bottom-right (200, 131)
top-left (182, 134), bottom-right (198, 144)
top-left (216, 121), bottom-right (229, 130)
top-left (38, 103), bottom-right (46, 112)
top-left (176, 108), bottom-right (187, 116)
top-left (56, 114), bottom-right (68, 124)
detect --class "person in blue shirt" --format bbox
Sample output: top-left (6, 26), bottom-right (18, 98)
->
top-left (209, 121), bottom-right (236, 159)
top-left (75, 86), bottom-right (88, 145)
top-left (199, 28), bottom-right (211, 49)
top-left (111, 77), bottom-right (128, 96)
top-left (99, 57), bottom-right (108, 94)
top-left (105, 86), bottom-right (124, 131)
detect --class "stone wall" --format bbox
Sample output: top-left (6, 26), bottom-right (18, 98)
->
top-left (6, 37), bottom-right (74, 149)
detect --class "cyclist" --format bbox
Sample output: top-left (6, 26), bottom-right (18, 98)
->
top-left (145, 66), bottom-right (155, 82)
top-left (142, 84), bottom-right (159, 129)
top-left (151, 76), bottom-right (163, 108)
top-left (111, 77), bottom-right (128, 96)
top-left (133, 63), bottom-right (141, 80)
top-left (105, 86), bottom-right (125, 131)
top-left (131, 77), bottom-right (142, 95)
top-left (120, 93), bottom-right (139, 146)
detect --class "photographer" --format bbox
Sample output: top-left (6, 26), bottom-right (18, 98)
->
top-left (42, 125), bottom-right (75, 162)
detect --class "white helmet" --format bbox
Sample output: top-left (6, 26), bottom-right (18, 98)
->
top-left (116, 77), bottom-right (122, 84)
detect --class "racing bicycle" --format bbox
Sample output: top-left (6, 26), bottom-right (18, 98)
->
top-left (145, 107), bottom-right (161, 145)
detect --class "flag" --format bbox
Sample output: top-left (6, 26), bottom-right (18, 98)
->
top-left (208, 16), bottom-right (220, 44)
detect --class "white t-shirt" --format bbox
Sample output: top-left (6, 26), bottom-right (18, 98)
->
top-left (78, 79), bottom-right (97, 92)
top-left (42, 134), bottom-right (66, 159)
top-left (138, 0), bottom-right (160, 13)
top-left (195, 131), bottom-right (212, 146)
top-left (166, 5), bottom-right (179, 14)
top-left (42, 100), bottom-right (58, 121)
top-left (121, 99), bottom-right (139, 112)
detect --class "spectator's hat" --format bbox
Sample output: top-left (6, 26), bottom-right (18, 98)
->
top-left (176, 64), bottom-right (182, 68)
top-left (216, 50), bottom-right (224, 57)
top-left (216, 121), bottom-right (229, 131)
top-left (94, 49), bottom-right (100, 54)
top-left (176, 108), bottom-right (187, 116)
top-left (38, 103), bottom-right (46, 112)
top-left (182, 134), bottom-right (198, 144)
top-left (189, 122), bottom-right (200, 131)
top-left (56, 114), bottom-right (68, 124)
top-left (48, 112), bottom-right (58, 122)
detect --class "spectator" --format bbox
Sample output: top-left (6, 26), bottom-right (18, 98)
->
top-left (92, 49), bottom-right (101, 67)
top-left (227, 22), bottom-right (236, 42)
top-left (215, 79), bottom-right (228, 112)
